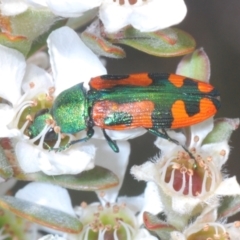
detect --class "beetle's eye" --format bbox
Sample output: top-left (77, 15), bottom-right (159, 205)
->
top-left (44, 128), bottom-right (58, 142)
top-left (34, 108), bottom-right (49, 119)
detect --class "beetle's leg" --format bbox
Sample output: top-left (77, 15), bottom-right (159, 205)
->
top-left (102, 129), bottom-right (119, 153)
top-left (50, 128), bottom-right (95, 152)
top-left (68, 128), bottom-right (95, 147)
top-left (147, 128), bottom-right (195, 160)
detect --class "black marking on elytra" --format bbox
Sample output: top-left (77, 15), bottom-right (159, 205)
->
top-left (100, 74), bottom-right (130, 80)
top-left (211, 98), bottom-right (221, 110)
top-left (104, 112), bottom-right (133, 126)
top-left (208, 88), bottom-right (220, 97)
top-left (182, 78), bottom-right (198, 88)
top-left (151, 108), bottom-right (173, 128)
top-left (181, 78), bottom-right (221, 116)
top-left (148, 73), bottom-right (170, 82)
top-left (181, 78), bottom-right (201, 117)
top-left (185, 101), bottom-right (200, 117)
top-left (148, 73), bottom-right (170, 79)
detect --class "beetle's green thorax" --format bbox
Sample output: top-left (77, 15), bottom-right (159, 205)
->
top-left (28, 109), bottom-right (52, 138)
top-left (50, 83), bottom-right (89, 134)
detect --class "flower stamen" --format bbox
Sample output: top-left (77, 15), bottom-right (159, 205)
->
top-left (29, 124), bottom-right (51, 144)
top-left (78, 202), bottom-right (137, 240)
top-left (159, 149), bottom-right (219, 197)
top-left (12, 100), bottom-right (36, 127)
top-left (188, 222), bottom-right (228, 240)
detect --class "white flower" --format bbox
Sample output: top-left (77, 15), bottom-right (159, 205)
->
top-left (0, 27), bottom-right (105, 175)
top-left (99, 0), bottom-right (187, 33)
top-left (16, 182), bottom-right (161, 240)
top-left (19, 26), bottom-right (147, 178)
top-left (131, 118), bottom-right (240, 215)
top-left (170, 206), bottom-right (229, 240)
top-left (225, 221), bottom-right (240, 240)
top-left (87, 139), bottom-right (131, 203)
top-left (74, 182), bottom-right (161, 240)
top-left (0, 25), bottom-right (136, 181)
top-left (4, 0), bottom-right (187, 33)
top-left (26, 26), bottom-right (142, 178)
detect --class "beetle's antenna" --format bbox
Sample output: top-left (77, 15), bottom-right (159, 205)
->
top-left (147, 128), bottom-right (197, 165)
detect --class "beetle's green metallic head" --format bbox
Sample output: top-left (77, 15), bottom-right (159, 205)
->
top-left (28, 108), bottom-right (55, 140)
top-left (28, 83), bottom-right (88, 142)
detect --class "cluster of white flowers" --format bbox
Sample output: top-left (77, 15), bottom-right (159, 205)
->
top-left (0, 1), bottom-right (239, 240)
top-left (0, 0), bottom-right (187, 33)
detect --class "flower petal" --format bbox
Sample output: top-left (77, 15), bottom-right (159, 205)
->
top-left (135, 228), bottom-right (159, 240)
top-left (38, 235), bottom-right (66, 240)
top-left (100, 0), bottom-right (187, 33)
top-left (117, 194), bottom-right (144, 215)
top-left (93, 127), bottom-right (147, 141)
top-left (131, 161), bottom-right (157, 183)
top-left (0, 0), bottom-right (28, 16)
top-left (46, 0), bottom-right (101, 17)
top-left (170, 231), bottom-right (186, 240)
top-left (171, 195), bottom-right (201, 215)
top-left (130, 0), bottom-right (187, 32)
top-left (188, 118), bottom-right (214, 149)
top-left (201, 141), bottom-right (230, 168)
top-left (21, 63), bottom-right (54, 99)
top-left (140, 182), bottom-right (163, 221)
top-left (154, 130), bottom-right (186, 153)
top-left (0, 104), bottom-right (20, 137)
top-left (26, 51), bottom-right (50, 69)
top-left (47, 26), bottom-right (106, 95)
top-left (15, 182), bottom-right (75, 216)
top-left (15, 141), bottom-right (96, 175)
top-left (129, 182), bottom-right (164, 225)
top-left (0, 45), bottom-right (26, 105)
top-left (214, 176), bottom-right (240, 196)
top-left (99, 2), bottom-right (132, 33)
top-left (91, 139), bottom-right (130, 203)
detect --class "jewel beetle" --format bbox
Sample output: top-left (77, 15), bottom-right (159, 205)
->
top-left (27, 73), bottom-right (220, 153)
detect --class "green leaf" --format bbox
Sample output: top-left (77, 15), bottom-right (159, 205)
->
top-left (81, 31), bottom-right (126, 59)
top-left (27, 18), bottom-right (67, 58)
top-left (9, 8), bottom-right (57, 41)
top-left (0, 8), bottom-right (59, 56)
top-left (16, 166), bottom-right (119, 191)
top-left (0, 196), bottom-right (82, 233)
top-left (176, 48), bottom-right (210, 81)
top-left (203, 118), bottom-right (239, 145)
top-left (218, 196), bottom-right (240, 219)
top-left (105, 26), bottom-right (196, 57)
top-left (143, 212), bottom-right (176, 240)
top-left (0, 33), bottom-right (31, 56)
top-left (66, 8), bottom-right (98, 30)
